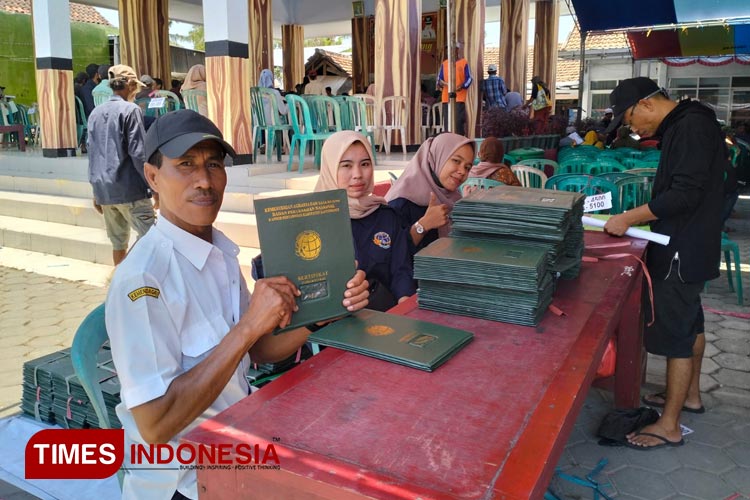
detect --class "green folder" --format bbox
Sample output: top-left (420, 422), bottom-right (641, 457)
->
top-left (254, 190), bottom-right (356, 332)
top-left (309, 309), bottom-right (474, 371)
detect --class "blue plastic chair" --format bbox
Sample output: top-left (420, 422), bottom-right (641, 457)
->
top-left (460, 177), bottom-right (504, 197)
top-left (286, 94), bottom-right (338, 173)
top-left (71, 303), bottom-right (123, 488)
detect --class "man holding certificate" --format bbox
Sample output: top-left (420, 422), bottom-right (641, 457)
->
top-left (104, 109), bottom-right (369, 499)
top-left (603, 78), bottom-right (725, 451)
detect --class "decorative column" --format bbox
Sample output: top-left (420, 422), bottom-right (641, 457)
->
top-left (204, 0), bottom-right (253, 165)
top-left (500, 0), bottom-right (529, 98)
top-left (455, 0), bottom-right (485, 138)
top-left (31, 0), bottom-right (76, 157)
top-left (533, 0), bottom-right (559, 103)
top-left (248, 0), bottom-right (273, 86)
top-left (282, 24), bottom-right (304, 92)
top-left (436, 7), bottom-right (447, 71)
top-left (351, 17), bottom-right (370, 94)
top-left (118, 0), bottom-right (171, 82)
top-left (374, 0), bottom-right (421, 145)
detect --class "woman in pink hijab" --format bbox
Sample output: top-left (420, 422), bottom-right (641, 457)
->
top-left (316, 131), bottom-right (415, 310)
top-left (385, 133), bottom-right (475, 252)
top-left (182, 64), bottom-right (208, 116)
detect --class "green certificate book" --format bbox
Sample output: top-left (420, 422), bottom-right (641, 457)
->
top-left (309, 309), bottom-right (474, 371)
top-left (254, 189), bottom-right (355, 332)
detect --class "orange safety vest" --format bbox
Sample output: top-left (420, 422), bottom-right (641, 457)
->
top-left (441, 58), bottom-right (469, 103)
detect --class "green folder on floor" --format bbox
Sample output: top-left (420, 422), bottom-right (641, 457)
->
top-left (308, 309), bottom-right (474, 372)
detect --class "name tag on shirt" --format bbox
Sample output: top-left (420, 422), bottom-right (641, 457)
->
top-left (148, 97), bottom-right (166, 109)
top-left (583, 192), bottom-right (613, 213)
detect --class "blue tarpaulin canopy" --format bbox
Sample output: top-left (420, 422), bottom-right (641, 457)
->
top-left (571, 0), bottom-right (750, 33)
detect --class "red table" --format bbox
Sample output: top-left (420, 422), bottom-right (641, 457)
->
top-left (184, 231), bottom-right (647, 500)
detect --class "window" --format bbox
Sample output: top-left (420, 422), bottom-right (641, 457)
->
top-left (590, 80), bottom-right (618, 91)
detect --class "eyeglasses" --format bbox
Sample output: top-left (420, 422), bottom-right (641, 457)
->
top-left (624, 88), bottom-right (666, 126)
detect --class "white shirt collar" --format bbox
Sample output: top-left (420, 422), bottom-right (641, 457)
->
top-left (155, 216), bottom-right (239, 270)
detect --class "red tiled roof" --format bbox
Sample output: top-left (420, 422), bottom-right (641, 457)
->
top-left (0, 0), bottom-right (112, 26)
top-left (316, 49), bottom-right (353, 77)
top-left (561, 26), bottom-right (629, 52)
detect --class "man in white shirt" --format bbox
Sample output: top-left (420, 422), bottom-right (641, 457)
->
top-left (106, 109), bottom-right (369, 499)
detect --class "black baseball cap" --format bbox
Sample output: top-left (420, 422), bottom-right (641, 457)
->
top-left (605, 77), bottom-right (661, 134)
top-left (145, 109), bottom-right (236, 161)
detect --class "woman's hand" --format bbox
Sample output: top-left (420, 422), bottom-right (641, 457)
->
top-left (420, 192), bottom-right (450, 231)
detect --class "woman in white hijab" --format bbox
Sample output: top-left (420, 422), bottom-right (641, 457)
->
top-left (258, 68), bottom-right (288, 122)
top-left (316, 131), bottom-right (415, 310)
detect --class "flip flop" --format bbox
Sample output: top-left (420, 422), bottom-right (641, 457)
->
top-left (626, 432), bottom-right (685, 451)
top-left (641, 392), bottom-right (706, 414)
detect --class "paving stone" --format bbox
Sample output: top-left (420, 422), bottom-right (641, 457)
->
top-left (714, 369), bottom-right (750, 390)
top-left (549, 465), bottom-right (620, 500)
top-left (686, 420), bottom-right (737, 448)
top-left (611, 466), bottom-right (676, 499)
top-left (567, 441), bottom-right (630, 471)
top-left (692, 409), bottom-right (736, 427)
top-left (718, 320), bottom-right (750, 331)
top-left (711, 387), bottom-right (750, 409)
top-left (715, 338), bottom-right (750, 357)
top-left (723, 442), bottom-right (750, 468)
top-left (563, 425), bottom-right (589, 447)
top-left (703, 311), bottom-right (723, 323)
top-left (727, 421), bottom-right (750, 443)
top-left (667, 468), bottom-right (735, 499)
top-left (715, 353), bottom-right (750, 372)
top-left (701, 357), bottom-right (721, 374)
top-left (722, 468), bottom-right (750, 496)
top-left (677, 442), bottom-right (736, 473)
top-left (624, 444), bottom-right (682, 473)
top-left (704, 342), bottom-right (722, 359)
top-left (715, 328), bottom-right (750, 341)
top-left (704, 331), bottom-right (719, 342)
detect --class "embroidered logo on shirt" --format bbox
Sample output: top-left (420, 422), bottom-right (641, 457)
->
top-left (128, 287), bottom-right (161, 301)
top-left (372, 231), bottom-right (391, 249)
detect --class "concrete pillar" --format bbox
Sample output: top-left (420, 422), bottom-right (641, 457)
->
top-left (31, 0), bottom-right (76, 157)
top-left (118, 0), bottom-right (171, 82)
top-left (500, 0), bottom-right (529, 98)
top-left (374, 0), bottom-right (421, 145)
top-left (533, 0), bottom-right (559, 103)
top-left (281, 24), bottom-right (304, 92)
top-left (204, 0), bottom-right (253, 165)
top-left (455, 0), bottom-right (485, 138)
top-left (248, 0), bottom-right (273, 87)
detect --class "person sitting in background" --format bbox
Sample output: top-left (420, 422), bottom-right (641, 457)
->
top-left (325, 86), bottom-right (333, 97)
top-left (92, 65), bottom-right (113, 100)
top-left (169, 79), bottom-right (182, 101)
top-left (386, 133), bottom-right (475, 253)
top-left (316, 131), bottom-right (415, 311)
top-left (611, 126), bottom-right (641, 150)
top-left (468, 137), bottom-right (520, 187)
top-left (81, 63), bottom-right (100, 117)
top-left (505, 91), bottom-right (524, 112)
top-left (182, 64), bottom-right (208, 116)
top-left (153, 78), bottom-right (163, 91)
top-left (258, 68), bottom-right (288, 122)
top-left (576, 129), bottom-right (604, 149)
top-left (135, 75), bottom-right (155, 100)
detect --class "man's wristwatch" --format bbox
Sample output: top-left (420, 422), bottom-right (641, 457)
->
top-left (414, 221), bottom-right (425, 234)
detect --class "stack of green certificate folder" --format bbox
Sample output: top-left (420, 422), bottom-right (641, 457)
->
top-left (414, 238), bottom-right (553, 326)
top-left (21, 349), bottom-right (70, 424)
top-left (451, 186), bottom-right (585, 279)
top-left (308, 309), bottom-right (474, 372)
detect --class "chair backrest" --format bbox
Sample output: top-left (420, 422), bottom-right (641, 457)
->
top-left (71, 303), bottom-right (111, 429)
top-left (421, 102), bottom-right (431, 127)
top-left (586, 160), bottom-right (626, 176)
top-left (381, 96), bottom-right (408, 128)
top-left (348, 96), bottom-right (373, 132)
top-left (134, 97), bottom-right (158, 118)
top-left (511, 164), bottom-right (548, 188)
top-left (153, 90), bottom-right (182, 112)
top-left (335, 96), bottom-right (355, 130)
top-left (558, 157), bottom-right (592, 175)
top-left (625, 167), bottom-right (657, 176)
top-left (352, 93), bottom-right (378, 126)
top-left (74, 96), bottom-right (87, 126)
top-left (306, 95), bottom-right (342, 133)
top-left (460, 177), bottom-right (504, 197)
top-left (431, 102), bottom-right (443, 133)
top-left (182, 89), bottom-right (207, 114)
top-left (517, 158), bottom-right (558, 176)
top-left (616, 175), bottom-right (654, 212)
top-left (92, 87), bottom-right (112, 107)
top-left (285, 94), bottom-right (313, 137)
top-left (545, 174), bottom-right (620, 213)
top-left (596, 171), bottom-right (634, 183)
top-left (249, 87), bottom-right (270, 128)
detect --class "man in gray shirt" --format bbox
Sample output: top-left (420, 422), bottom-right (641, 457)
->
top-left (88, 64), bottom-right (156, 265)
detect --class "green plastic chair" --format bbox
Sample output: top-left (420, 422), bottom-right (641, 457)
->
top-left (286, 94), bottom-right (337, 173)
top-left (135, 97), bottom-right (158, 118)
top-left (348, 96), bottom-right (378, 164)
top-left (613, 147), bottom-right (644, 160)
top-left (621, 157), bottom-right (659, 170)
top-left (71, 303), bottom-right (123, 488)
top-left (558, 157), bottom-right (592, 175)
top-left (460, 177), bottom-right (504, 196)
top-left (14, 103), bottom-right (39, 145)
top-left (505, 147), bottom-right (544, 165)
top-left (153, 90), bottom-right (182, 112)
top-left (181, 89), bottom-right (207, 114)
top-left (625, 167), bottom-right (657, 177)
top-left (545, 174), bottom-right (620, 214)
top-left (706, 233), bottom-right (743, 305)
top-left (596, 172), bottom-right (634, 183)
top-left (615, 175), bottom-right (654, 212)
top-left (74, 96), bottom-right (87, 147)
top-left (307, 95), bottom-right (343, 134)
top-left (334, 96), bottom-right (355, 131)
top-left (250, 87), bottom-right (293, 162)
top-left (586, 160), bottom-right (626, 176)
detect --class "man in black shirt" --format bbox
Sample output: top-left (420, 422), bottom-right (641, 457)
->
top-left (604, 78), bottom-right (725, 450)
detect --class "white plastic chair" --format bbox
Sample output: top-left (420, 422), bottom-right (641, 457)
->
top-left (511, 164), bottom-right (549, 189)
top-left (380, 96), bottom-right (408, 154)
top-left (421, 102), bottom-right (432, 141)
top-left (431, 102), bottom-right (444, 135)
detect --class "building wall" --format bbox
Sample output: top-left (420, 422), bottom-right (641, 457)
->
top-left (0, 11), bottom-right (112, 105)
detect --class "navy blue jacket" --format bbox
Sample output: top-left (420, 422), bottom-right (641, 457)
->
top-left (353, 206), bottom-right (415, 302)
top-left (387, 197), bottom-right (439, 254)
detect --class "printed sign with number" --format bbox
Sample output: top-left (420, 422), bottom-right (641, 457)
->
top-left (148, 97), bottom-right (166, 109)
top-left (583, 192), bottom-right (613, 213)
